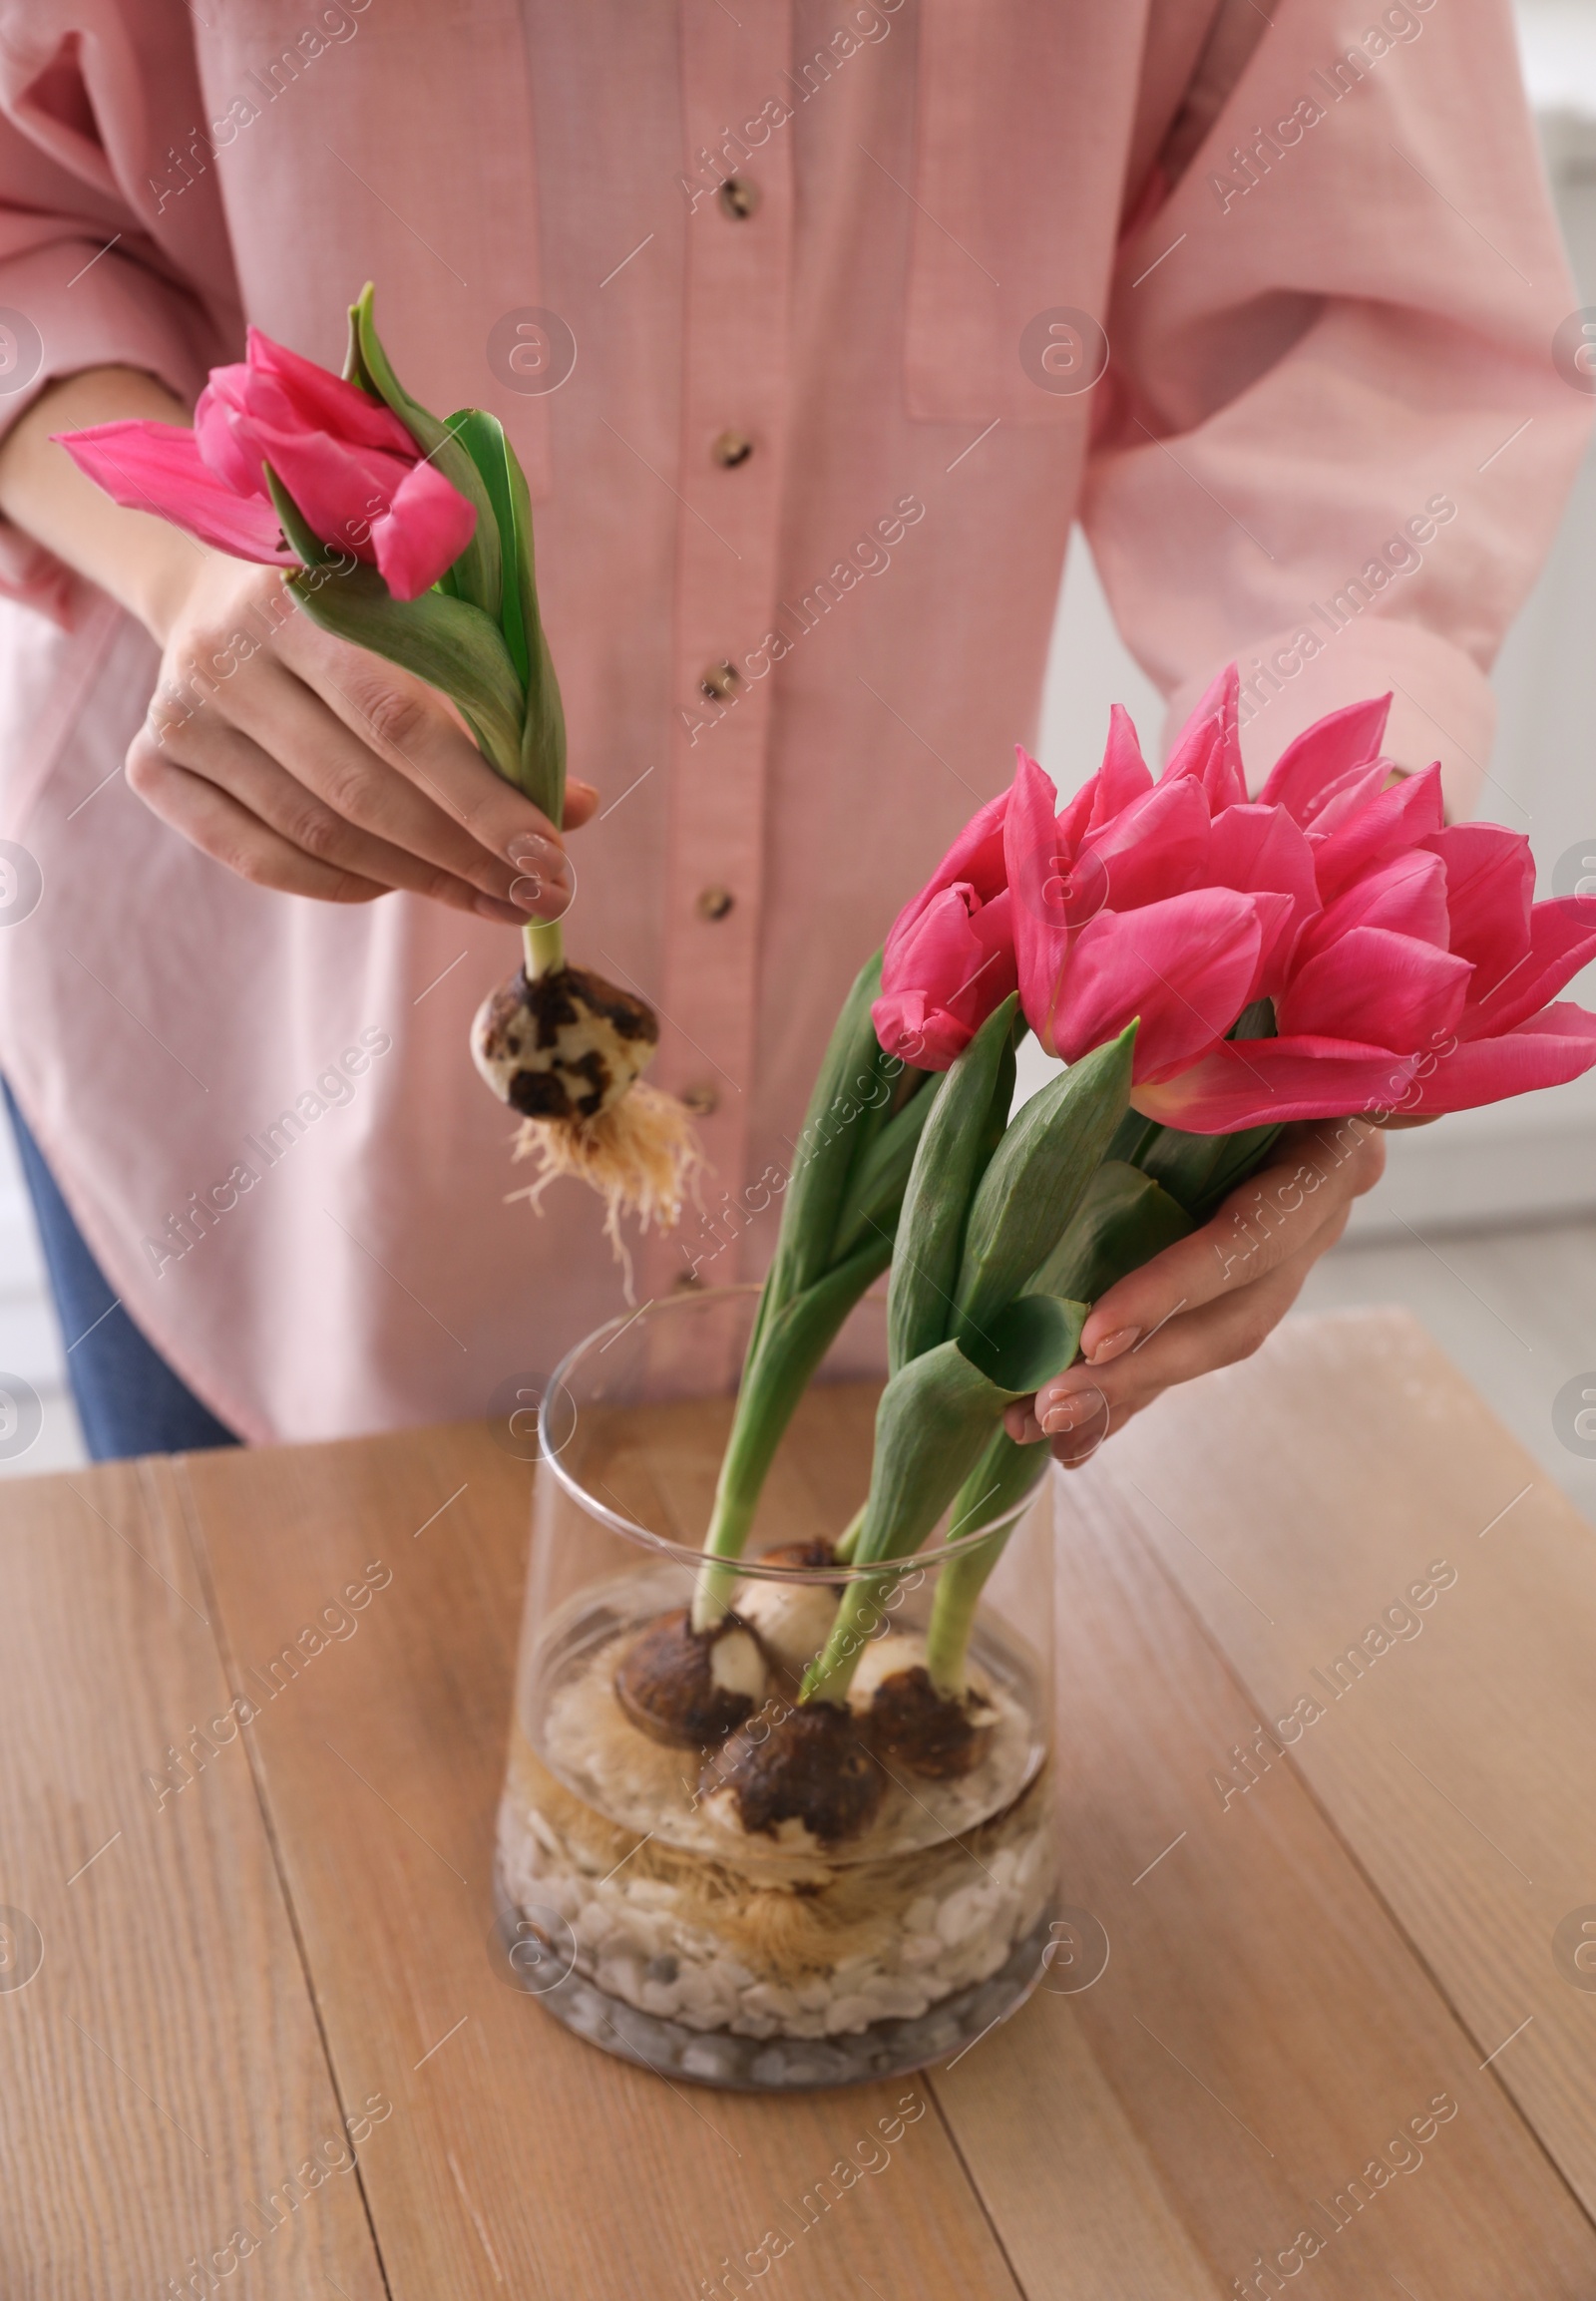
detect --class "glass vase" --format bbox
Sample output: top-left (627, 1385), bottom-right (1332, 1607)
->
top-left (494, 1285), bottom-right (1057, 2092)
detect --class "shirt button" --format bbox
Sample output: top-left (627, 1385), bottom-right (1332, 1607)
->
top-left (695, 886), bottom-right (735, 921)
top-left (681, 1082), bottom-right (720, 1116)
top-left (711, 429), bottom-right (754, 469)
top-left (699, 660), bottom-right (742, 701)
top-left (718, 176), bottom-right (759, 220)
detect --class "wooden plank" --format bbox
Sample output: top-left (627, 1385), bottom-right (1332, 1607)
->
top-left (179, 1425), bottom-right (1027, 2301)
top-left (1093, 1306), bottom-right (1596, 2224)
top-left (932, 2002), bottom-right (1222, 2300)
top-left (931, 1456), bottom-right (1596, 2298)
top-left (0, 1456), bottom-right (385, 2299)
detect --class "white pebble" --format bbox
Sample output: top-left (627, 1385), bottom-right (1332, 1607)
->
top-left (865, 1978), bottom-right (933, 2020)
top-left (741, 1980), bottom-right (801, 2024)
top-left (900, 1932), bottom-right (944, 1970)
top-left (937, 1885), bottom-right (992, 1946)
top-left (597, 1952), bottom-right (643, 2002)
top-left (825, 1993), bottom-right (879, 2035)
top-left (575, 1901), bottom-right (612, 1949)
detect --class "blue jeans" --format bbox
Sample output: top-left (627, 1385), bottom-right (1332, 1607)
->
top-left (4, 1081), bottom-right (240, 1460)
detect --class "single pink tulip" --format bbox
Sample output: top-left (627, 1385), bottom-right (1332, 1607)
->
top-left (872, 789), bottom-right (1018, 1067)
top-left (55, 325), bottom-right (475, 602)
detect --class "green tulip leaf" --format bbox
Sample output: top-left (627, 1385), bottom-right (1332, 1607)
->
top-left (828, 1064), bottom-right (938, 1264)
top-left (888, 995), bottom-right (1018, 1373)
top-left (343, 284), bottom-right (503, 622)
top-left (1025, 1158), bottom-right (1194, 1306)
top-left (443, 408), bottom-right (530, 684)
top-left (953, 1021), bottom-right (1135, 1345)
top-left (283, 546), bottom-right (524, 782)
top-left (958, 1291), bottom-right (1087, 1396)
top-left (772, 951), bottom-right (896, 1302)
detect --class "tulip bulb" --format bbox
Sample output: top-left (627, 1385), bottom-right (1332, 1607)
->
top-left (471, 960), bottom-right (658, 1122)
top-left (474, 928), bottom-right (703, 1265)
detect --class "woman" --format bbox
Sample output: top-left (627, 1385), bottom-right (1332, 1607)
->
top-left (0, 0), bottom-right (1582, 1460)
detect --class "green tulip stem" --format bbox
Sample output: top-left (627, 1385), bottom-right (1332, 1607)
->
top-left (800, 1570), bottom-right (896, 1708)
top-left (831, 1501), bottom-right (867, 1565)
top-left (922, 1519), bottom-right (1017, 1698)
top-left (524, 919), bottom-right (564, 980)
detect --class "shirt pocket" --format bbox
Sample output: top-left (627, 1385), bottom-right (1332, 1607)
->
top-left (904, 0), bottom-right (1144, 430)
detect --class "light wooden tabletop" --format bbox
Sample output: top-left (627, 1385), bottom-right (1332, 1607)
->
top-left (4, 1306), bottom-right (1594, 2298)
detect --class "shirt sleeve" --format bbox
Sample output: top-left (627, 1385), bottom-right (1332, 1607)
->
top-left (0, 6), bottom-right (237, 619)
top-left (1080, 0), bottom-right (1592, 818)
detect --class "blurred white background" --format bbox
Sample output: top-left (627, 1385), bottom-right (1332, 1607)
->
top-left (4, 2), bottom-right (1596, 1501)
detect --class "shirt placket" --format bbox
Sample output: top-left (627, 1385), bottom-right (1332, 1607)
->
top-left (638, 0), bottom-right (794, 1304)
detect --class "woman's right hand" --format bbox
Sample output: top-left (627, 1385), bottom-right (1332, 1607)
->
top-left (134, 548), bottom-right (594, 921)
top-left (0, 365), bottom-right (594, 920)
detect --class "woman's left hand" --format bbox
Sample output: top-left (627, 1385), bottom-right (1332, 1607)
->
top-left (1003, 1115), bottom-right (1389, 1463)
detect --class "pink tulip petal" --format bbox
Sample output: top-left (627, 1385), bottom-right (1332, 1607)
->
top-left (244, 325), bottom-right (417, 455)
top-left (1086, 703), bottom-right (1153, 829)
top-left (874, 885), bottom-right (1016, 1068)
top-left (1051, 888), bottom-right (1263, 1080)
top-left (193, 370), bottom-right (274, 500)
top-left (1278, 923), bottom-right (1470, 1051)
top-left (1005, 747), bottom-right (1071, 1044)
top-left (1301, 757), bottom-right (1395, 833)
top-left (887, 783), bottom-right (1011, 971)
top-left (1295, 850), bottom-right (1451, 965)
top-left (248, 418), bottom-right (413, 562)
top-left (1460, 897), bottom-right (1596, 1038)
top-left (1243, 889), bottom-right (1298, 1004)
top-left (1396, 1003), bottom-right (1596, 1113)
top-left (1161, 664), bottom-right (1246, 810)
top-left (1131, 1034), bottom-right (1422, 1131)
top-left (1207, 802), bottom-right (1321, 977)
top-left (369, 456), bottom-right (478, 597)
top-left (1080, 772), bottom-right (1212, 908)
top-left (1421, 821), bottom-right (1534, 984)
top-left (1310, 763), bottom-right (1445, 904)
top-left (53, 420), bottom-right (298, 564)
top-left (1259, 693), bottom-right (1392, 822)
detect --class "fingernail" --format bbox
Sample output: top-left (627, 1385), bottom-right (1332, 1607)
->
top-left (1086, 1326), bottom-right (1141, 1364)
top-left (505, 833), bottom-right (576, 919)
top-left (507, 830), bottom-right (566, 874)
top-left (567, 777), bottom-right (598, 806)
top-left (1041, 1393), bottom-right (1089, 1436)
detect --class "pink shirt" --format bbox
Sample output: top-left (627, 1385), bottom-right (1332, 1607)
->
top-left (0, 0), bottom-right (1584, 1443)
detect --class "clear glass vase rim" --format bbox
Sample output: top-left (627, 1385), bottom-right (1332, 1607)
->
top-left (537, 1283), bottom-right (1052, 1580)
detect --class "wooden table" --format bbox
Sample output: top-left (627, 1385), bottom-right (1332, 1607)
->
top-left (5, 1308), bottom-right (1596, 2298)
